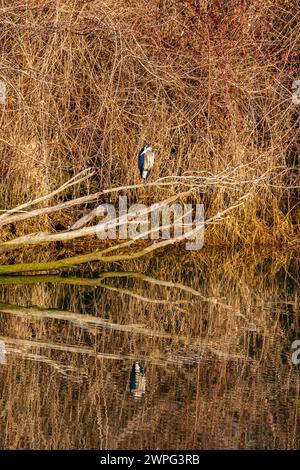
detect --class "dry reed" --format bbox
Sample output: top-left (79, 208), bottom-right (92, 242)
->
top-left (0, 0), bottom-right (299, 247)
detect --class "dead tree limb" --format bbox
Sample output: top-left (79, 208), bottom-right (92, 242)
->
top-left (0, 191), bottom-right (252, 275)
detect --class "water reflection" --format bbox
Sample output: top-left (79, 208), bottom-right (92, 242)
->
top-left (0, 248), bottom-right (299, 449)
top-left (130, 362), bottom-right (146, 399)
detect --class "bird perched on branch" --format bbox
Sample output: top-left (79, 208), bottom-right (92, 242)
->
top-left (292, 80), bottom-right (300, 105)
top-left (138, 144), bottom-right (155, 183)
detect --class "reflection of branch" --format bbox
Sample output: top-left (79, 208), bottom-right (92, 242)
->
top-left (99, 271), bottom-right (233, 309)
top-left (0, 334), bottom-right (244, 366)
top-left (0, 291), bottom-right (247, 364)
top-left (0, 303), bottom-right (182, 338)
top-left (0, 335), bottom-right (179, 366)
top-left (99, 282), bottom-right (191, 305)
top-left (3, 342), bottom-right (87, 382)
top-left (0, 300), bottom-right (247, 363)
top-left (0, 270), bottom-right (232, 310)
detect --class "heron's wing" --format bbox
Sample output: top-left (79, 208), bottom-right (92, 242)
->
top-left (138, 153), bottom-right (144, 176)
top-left (143, 150), bottom-right (155, 170)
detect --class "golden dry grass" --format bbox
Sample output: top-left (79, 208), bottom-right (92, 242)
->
top-left (0, 0), bottom-right (299, 246)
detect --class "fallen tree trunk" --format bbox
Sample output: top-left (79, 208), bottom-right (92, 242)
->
top-left (0, 167), bottom-right (268, 274)
top-left (0, 189), bottom-right (194, 249)
top-left (0, 191), bottom-right (252, 275)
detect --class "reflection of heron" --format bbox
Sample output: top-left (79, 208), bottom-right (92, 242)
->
top-left (130, 362), bottom-right (146, 399)
top-left (138, 144), bottom-right (155, 183)
top-left (0, 341), bottom-right (7, 365)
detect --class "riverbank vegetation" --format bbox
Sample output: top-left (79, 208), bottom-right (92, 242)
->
top-left (0, 0), bottom-right (299, 257)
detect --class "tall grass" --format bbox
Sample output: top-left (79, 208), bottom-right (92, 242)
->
top-left (0, 0), bottom-right (299, 245)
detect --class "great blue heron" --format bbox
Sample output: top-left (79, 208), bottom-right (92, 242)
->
top-left (138, 144), bottom-right (155, 183)
top-left (292, 80), bottom-right (300, 105)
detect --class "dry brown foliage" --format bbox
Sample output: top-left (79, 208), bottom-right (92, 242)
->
top-left (0, 0), bottom-right (299, 246)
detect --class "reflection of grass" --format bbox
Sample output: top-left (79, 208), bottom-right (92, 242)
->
top-left (0, 301), bottom-right (245, 364)
top-left (0, 302), bottom-right (183, 339)
top-left (0, 270), bottom-right (231, 307)
top-left (0, 249), bottom-right (299, 449)
top-left (3, 342), bottom-right (87, 383)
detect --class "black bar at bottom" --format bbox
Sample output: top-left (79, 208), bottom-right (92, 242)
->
top-left (0, 450), bottom-right (299, 465)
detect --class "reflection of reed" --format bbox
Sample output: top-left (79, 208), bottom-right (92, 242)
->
top-left (0, 250), bottom-right (299, 449)
top-left (0, 302), bottom-right (247, 363)
top-left (0, 331), bottom-right (242, 367)
top-left (0, 303), bottom-right (175, 338)
top-left (0, 270), bottom-right (232, 309)
top-left (0, 334), bottom-right (193, 366)
top-left (4, 343), bottom-right (86, 382)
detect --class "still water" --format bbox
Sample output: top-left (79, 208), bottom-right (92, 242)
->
top-left (0, 248), bottom-right (299, 449)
